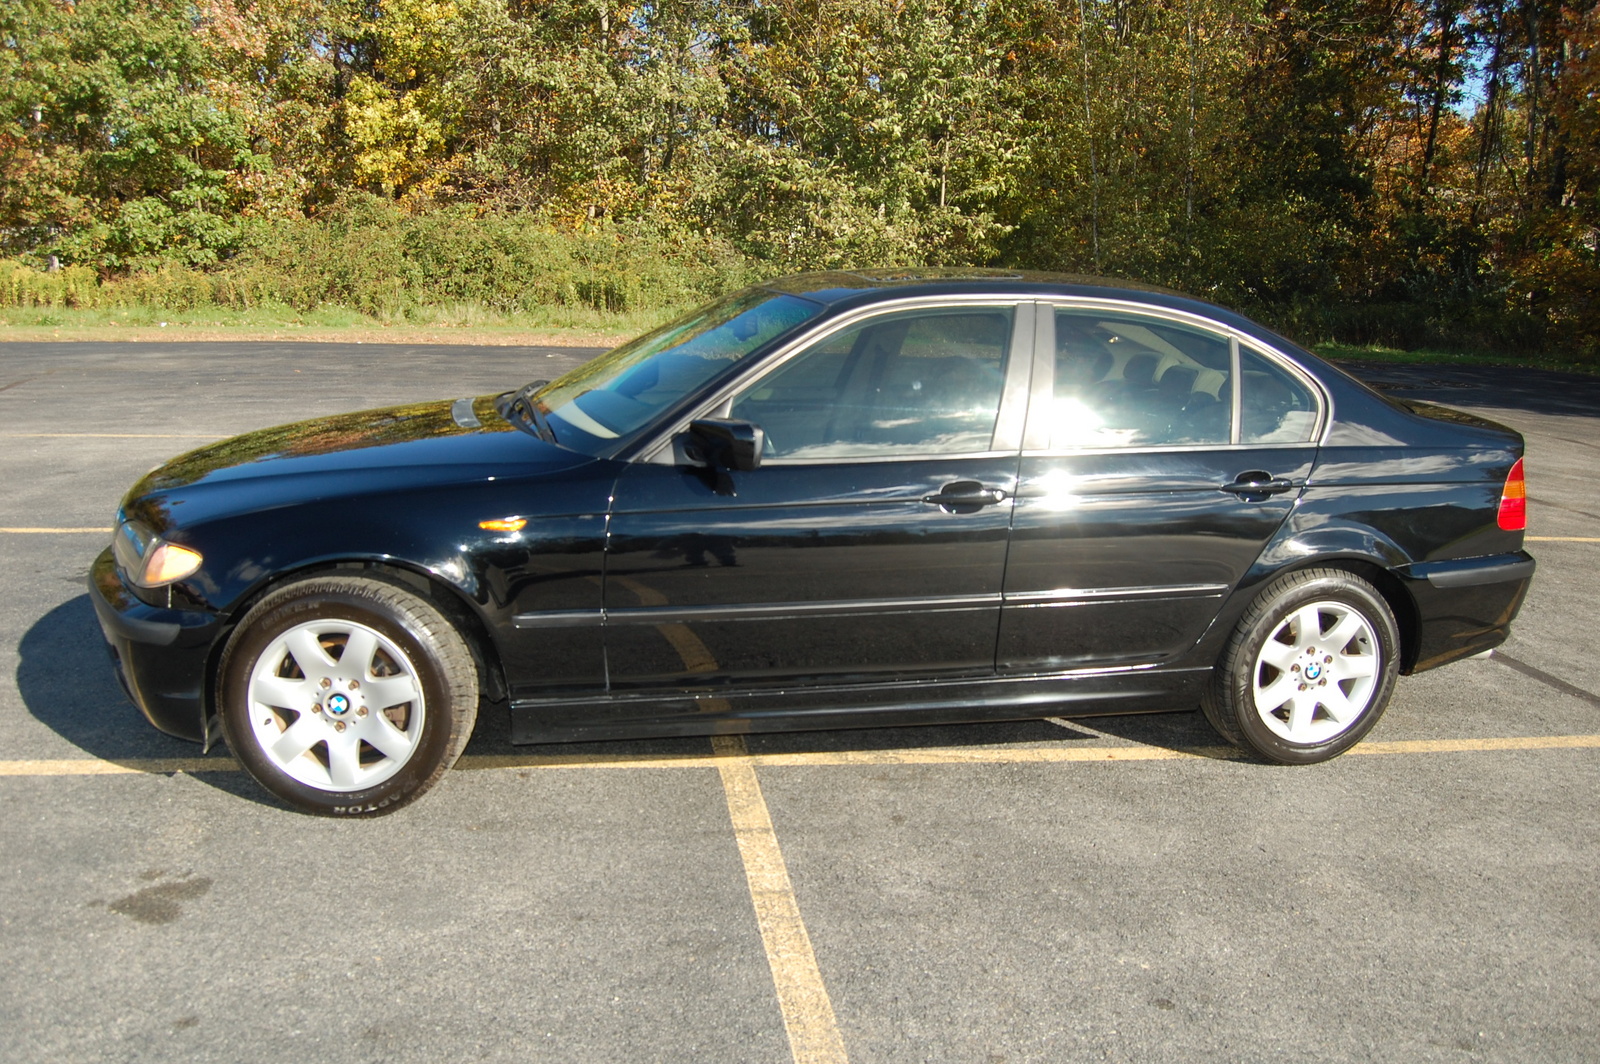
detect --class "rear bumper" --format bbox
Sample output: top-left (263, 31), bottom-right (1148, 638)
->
top-left (1396, 550), bottom-right (1536, 672)
top-left (88, 548), bottom-right (220, 743)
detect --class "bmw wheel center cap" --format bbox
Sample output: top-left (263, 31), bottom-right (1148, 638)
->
top-left (326, 693), bottom-right (352, 716)
top-left (1304, 662), bottom-right (1323, 681)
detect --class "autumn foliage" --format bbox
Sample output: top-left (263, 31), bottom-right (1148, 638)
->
top-left (1, 0), bottom-right (1595, 356)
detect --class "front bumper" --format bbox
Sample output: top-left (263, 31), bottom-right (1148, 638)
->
top-left (1396, 550), bottom-right (1536, 672)
top-left (88, 548), bottom-right (221, 743)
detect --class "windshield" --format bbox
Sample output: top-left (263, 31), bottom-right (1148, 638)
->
top-left (532, 290), bottom-right (823, 450)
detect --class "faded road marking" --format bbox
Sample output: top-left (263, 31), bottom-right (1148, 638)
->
top-left (714, 734), bottom-right (849, 1064)
top-left (1491, 653), bottom-right (1600, 710)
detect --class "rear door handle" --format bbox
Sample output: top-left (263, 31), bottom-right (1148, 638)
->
top-left (1221, 471), bottom-right (1296, 497)
top-left (923, 480), bottom-right (1008, 512)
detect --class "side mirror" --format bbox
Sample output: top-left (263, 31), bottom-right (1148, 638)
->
top-left (687, 418), bottom-right (765, 472)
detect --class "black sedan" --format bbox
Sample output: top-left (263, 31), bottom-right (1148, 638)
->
top-left (91, 270), bottom-right (1536, 815)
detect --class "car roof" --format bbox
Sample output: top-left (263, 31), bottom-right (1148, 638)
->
top-left (761, 267), bottom-right (1251, 324)
top-left (761, 268), bottom-right (1309, 356)
top-left (761, 267), bottom-right (1184, 302)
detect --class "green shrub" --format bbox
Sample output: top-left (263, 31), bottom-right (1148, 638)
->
top-left (1, 198), bottom-right (763, 319)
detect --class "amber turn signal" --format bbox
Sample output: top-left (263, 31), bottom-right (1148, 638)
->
top-left (478, 517), bottom-right (527, 532)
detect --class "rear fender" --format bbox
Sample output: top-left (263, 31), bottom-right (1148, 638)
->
top-left (1177, 513), bottom-right (1418, 673)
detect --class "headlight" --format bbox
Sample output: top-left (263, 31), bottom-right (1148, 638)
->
top-left (136, 542), bottom-right (204, 587)
top-left (113, 519), bottom-right (203, 588)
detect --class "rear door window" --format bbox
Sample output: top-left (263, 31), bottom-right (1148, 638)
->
top-left (1240, 345), bottom-right (1319, 443)
top-left (1040, 310), bottom-right (1232, 449)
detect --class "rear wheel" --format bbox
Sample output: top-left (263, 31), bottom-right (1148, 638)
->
top-left (1203, 568), bottom-right (1399, 764)
top-left (218, 575), bottom-right (478, 815)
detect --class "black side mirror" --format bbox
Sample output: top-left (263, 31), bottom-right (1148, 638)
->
top-left (687, 418), bottom-right (765, 472)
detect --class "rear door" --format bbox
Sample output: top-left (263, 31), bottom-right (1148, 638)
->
top-left (998, 305), bottom-right (1323, 672)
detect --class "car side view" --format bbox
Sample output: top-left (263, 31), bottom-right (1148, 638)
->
top-left (90, 270), bottom-right (1536, 815)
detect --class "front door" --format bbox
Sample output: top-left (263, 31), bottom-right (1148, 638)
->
top-left (603, 302), bottom-right (1032, 705)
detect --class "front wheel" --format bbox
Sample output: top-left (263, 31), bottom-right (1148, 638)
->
top-left (1202, 568), bottom-right (1400, 764)
top-left (218, 575), bottom-right (478, 815)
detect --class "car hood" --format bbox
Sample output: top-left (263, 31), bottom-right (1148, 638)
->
top-left (122, 396), bottom-right (595, 527)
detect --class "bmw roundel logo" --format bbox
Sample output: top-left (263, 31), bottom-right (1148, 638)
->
top-left (1304, 662), bottom-right (1323, 681)
top-left (326, 693), bottom-right (351, 716)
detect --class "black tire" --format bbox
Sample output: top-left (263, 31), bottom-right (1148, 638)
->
top-left (1202, 568), bottom-right (1400, 764)
top-left (217, 574), bottom-right (478, 815)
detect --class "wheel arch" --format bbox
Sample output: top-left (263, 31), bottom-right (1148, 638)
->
top-left (1292, 556), bottom-right (1422, 674)
top-left (1192, 549), bottom-right (1424, 680)
top-left (201, 558), bottom-right (509, 739)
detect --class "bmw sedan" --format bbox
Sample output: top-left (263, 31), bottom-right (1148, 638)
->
top-left (90, 270), bottom-right (1536, 815)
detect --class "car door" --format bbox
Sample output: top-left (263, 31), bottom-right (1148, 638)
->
top-left (601, 300), bottom-right (1035, 706)
top-left (998, 305), bottom-right (1323, 672)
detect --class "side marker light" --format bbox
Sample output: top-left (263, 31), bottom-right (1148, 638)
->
top-left (479, 517), bottom-right (527, 533)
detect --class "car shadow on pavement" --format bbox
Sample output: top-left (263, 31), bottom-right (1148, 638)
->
top-left (17, 595), bottom-right (269, 805)
top-left (1067, 710), bottom-right (1245, 757)
top-left (483, 708), bottom-right (1243, 764)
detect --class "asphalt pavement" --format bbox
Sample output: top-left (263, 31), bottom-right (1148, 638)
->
top-left (1, 341), bottom-right (1597, 1063)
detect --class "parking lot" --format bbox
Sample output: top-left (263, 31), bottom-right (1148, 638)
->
top-left (2, 340), bottom-right (1597, 1063)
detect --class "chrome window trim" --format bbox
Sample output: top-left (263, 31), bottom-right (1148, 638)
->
top-left (1025, 297), bottom-right (1333, 457)
top-left (758, 449), bottom-right (1017, 468)
top-left (1020, 440), bottom-right (1322, 460)
top-left (633, 293), bottom-right (1038, 465)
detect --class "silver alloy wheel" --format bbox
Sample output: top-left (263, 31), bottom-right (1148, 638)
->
top-left (245, 619), bottom-right (426, 791)
top-left (1252, 600), bottom-right (1381, 745)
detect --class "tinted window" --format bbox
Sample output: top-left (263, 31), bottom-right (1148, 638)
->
top-left (730, 308), bottom-right (1014, 459)
top-left (1040, 310), bottom-right (1232, 448)
top-left (1240, 345), bottom-right (1318, 443)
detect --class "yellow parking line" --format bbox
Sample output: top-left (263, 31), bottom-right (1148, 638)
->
top-left (600, 571), bottom-right (849, 1063)
top-left (714, 735), bottom-right (849, 1064)
top-left (1526, 536), bottom-right (1600, 543)
top-left (0, 758), bottom-right (235, 776)
top-left (7, 734), bottom-right (1599, 777)
top-left (1347, 734), bottom-right (1600, 755)
top-left (744, 744), bottom-right (1230, 766)
top-left (0, 527), bottom-right (110, 534)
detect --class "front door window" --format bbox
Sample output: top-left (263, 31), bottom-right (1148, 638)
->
top-left (730, 308), bottom-right (1014, 460)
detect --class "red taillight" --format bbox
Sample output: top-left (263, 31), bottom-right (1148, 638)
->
top-left (1497, 458), bottom-right (1526, 531)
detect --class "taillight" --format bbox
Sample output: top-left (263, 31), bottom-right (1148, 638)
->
top-left (1497, 458), bottom-right (1526, 531)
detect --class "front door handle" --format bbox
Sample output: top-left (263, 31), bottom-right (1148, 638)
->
top-left (1221, 471), bottom-right (1296, 497)
top-left (923, 480), bottom-right (1008, 513)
